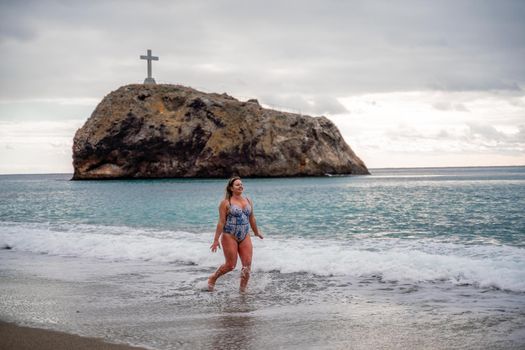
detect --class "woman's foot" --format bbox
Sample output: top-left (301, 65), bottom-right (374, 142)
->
top-left (207, 276), bottom-right (216, 292)
top-left (239, 266), bottom-right (250, 293)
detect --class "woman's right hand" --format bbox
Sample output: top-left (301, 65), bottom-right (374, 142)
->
top-left (210, 240), bottom-right (221, 252)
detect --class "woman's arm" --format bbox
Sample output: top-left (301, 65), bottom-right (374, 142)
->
top-left (247, 197), bottom-right (263, 239)
top-left (211, 200), bottom-right (228, 252)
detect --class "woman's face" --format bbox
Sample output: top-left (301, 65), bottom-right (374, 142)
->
top-left (231, 179), bottom-right (244, 194)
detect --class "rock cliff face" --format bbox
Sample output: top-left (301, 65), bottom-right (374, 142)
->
top-left (72, 84), bottom-right (369, 179)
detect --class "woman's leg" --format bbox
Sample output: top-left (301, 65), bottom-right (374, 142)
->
top-left (238, 235), bottom-right (253, 292)
top-left (208, 233), bottom-right (238, 291)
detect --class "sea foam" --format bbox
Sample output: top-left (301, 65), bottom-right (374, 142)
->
top-left (1, 222), bottom-right (524, 292)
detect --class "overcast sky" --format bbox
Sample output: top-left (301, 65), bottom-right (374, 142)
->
top-left (1, 0), bottom-right (524, 173)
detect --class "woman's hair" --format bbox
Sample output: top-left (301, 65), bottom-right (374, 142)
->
top-left (225, 176), bottom-right (242, 201)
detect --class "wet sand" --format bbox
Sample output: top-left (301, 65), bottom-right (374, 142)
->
top-left (1, 252), bottom-right (524, 349)
top-left (0, 321), bottom-right (147, 350)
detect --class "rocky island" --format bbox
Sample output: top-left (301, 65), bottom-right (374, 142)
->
top-left (72, 84), bottom-right (369, 179)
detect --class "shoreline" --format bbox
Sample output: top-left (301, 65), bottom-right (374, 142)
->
top-left (0, 321), bottom-right (148, 350)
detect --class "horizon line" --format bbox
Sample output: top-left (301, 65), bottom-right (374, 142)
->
top-left (0, 164), bottom-right (524, 176)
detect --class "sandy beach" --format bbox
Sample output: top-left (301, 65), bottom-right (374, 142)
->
top-left (0, 321), bottom-right (146, 350)
top-left (1, 253), bottom-right (523, 349)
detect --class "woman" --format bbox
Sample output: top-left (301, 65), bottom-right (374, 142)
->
top-left (208, 176), bottom-right (263, 292)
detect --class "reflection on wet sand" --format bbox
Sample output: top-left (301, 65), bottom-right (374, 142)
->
top-left (210, 311), bottom-right (256, 350)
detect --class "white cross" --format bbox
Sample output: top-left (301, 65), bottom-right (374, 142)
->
top-left (140, 49), bottom-right (159, 84)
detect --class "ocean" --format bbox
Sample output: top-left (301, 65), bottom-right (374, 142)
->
top-left (1, 166), bottom-right (524, 349)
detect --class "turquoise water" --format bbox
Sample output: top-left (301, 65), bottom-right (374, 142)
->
top-left (1, 166), bottom-right (524, 245)
top-left (1, 166), bottom-right (525, 348)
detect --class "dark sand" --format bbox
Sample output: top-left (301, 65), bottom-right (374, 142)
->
top-left (0, 321), bottom-right (147, 350)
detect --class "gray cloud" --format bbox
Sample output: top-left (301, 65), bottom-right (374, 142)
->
top-left (259, 94), bottom-right (348, 115)
top-left (466, 123), bottom-right (525, 144)
top-left (383, 123), bottom-right (525, 154)
top-left (432, 102), bottom-right (469, 112)
top-left (466, 123), bottom-right (507, 142)
top-left (1, 0), bottom-right (524, 110)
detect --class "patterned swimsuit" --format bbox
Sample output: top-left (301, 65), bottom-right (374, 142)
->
top-left (223, 201), bottom-right (252, 242)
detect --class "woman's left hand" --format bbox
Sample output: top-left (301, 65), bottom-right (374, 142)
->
top-left (254, 232), bottom-right (264, 239)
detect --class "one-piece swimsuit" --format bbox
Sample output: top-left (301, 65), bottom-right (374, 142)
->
top-left (223, 200), bottom-right (251, 242)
